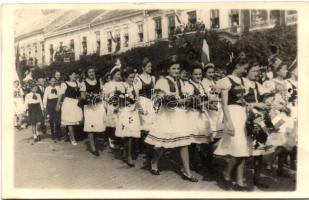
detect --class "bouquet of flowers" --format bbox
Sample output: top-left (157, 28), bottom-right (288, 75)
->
top-left (245, 108), bottom-right (269, 148)
top-left (85, 92), bottom-right (102, 106)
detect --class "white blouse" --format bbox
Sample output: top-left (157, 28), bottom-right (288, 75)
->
top-left (60, 81), bottom-right (80, 95)
top-left (155, 76), bottom-right (184, 98)
top-left (24, 92), bottom-right (44, 110)
top-left (80, 78), bottom-right (103, 93)
top-left (103, 81), bottom-right (126, 98)
top-left (43, 85), bottom-right (61, 108)
top-left (133, 74), bottom-right (155, 95)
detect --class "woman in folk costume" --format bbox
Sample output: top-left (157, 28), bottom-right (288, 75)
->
top-left (214, 58), bottom-right (252, 191)
top-left (56, 70), bottom-right (83, 146)
top-left (103, 66), bottom-right (125, 149)
top-left (115, 68), bottom-right (141, 167)
top-left (201, 63), bottom-right (224, 139)
top-left (285, 65), bottom-right (297, 170)
top-left (263, 63), bottom-right (296, 176)
top-left (182, 63), bottom-right (212, 171)
top-left (243, 62), bottom-right (271, 188)
top-left (24, 84), bottom-right (44, 143)
top-left (145, 57), bottom-right (203, 182)
top-left (80, 66), bottom-right (107, 156)
top-left (13, 80), bottom-right (26, 129)
top-left (133, 57), bottom-right (156, 133)
top-left (43, 77), bottom-right (61, 141)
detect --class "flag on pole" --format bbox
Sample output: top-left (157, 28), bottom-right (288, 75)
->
top-left (174, 10), bottom-right (183, 26)
top-left (109, 32), bottom-right (116, 43)
top-left (15, 43), bottom-right (21, 81)
top-left (288, 58), bottom-right (297, 71)
top-left (201, 39), bottom-right (210, 65)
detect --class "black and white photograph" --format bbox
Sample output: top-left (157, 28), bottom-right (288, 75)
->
top-left (1, 3), bottom-right (309, 199)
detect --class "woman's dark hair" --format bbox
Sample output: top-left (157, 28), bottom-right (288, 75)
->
top-left (111, 68), bottom-right (121, 79)
top-left (122, 67), bottom-right (135, 79)
top-left (189, 61), bottom-right (203, 74)
top-left (84, 66), bottom-right (96, 78)
top-left (203, 64), bottom-right (215, 77)
top-left (247, 60), bottom-right (260, 73)
top-left (102, 72), bottom-right (111, 84)
top-left (273, 62), bottom-right (288, 78)
top-left (227, 57), bottom-right (249, 75)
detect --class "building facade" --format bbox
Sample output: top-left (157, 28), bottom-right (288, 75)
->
top-left (15, 9), bottom-right (297, 67)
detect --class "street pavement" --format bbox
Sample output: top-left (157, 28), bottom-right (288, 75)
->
top-left (14, 126), bottom-right (296, 191)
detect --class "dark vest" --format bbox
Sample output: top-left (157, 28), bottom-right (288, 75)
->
top-left (244, 82), bottom-right (263, 103)
top-left (138, 76), bottom-right (154, 99)
top-left (84, 79), bottom-right (101, 94)
top-left (227, 77), bottom-right (246, 106)
top-left (64, 82), bottom-right (80, 99)
top-left (165, 77), bottom-right (183, 98)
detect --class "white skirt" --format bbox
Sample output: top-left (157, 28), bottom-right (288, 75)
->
top-left (61, 97), bottom-right (83, 126)
top-left (138, 96), bottom-right (156, 131)
top-left (83, 102), bottom-right (106, 133)
top-left (187, 110), bottom-right (212, 142)
top-left (214, 105), bottom-right (252, 157)
top-left (115, 106), bottom-right (141, 138)
top-left (208, 108), bottom-right (224, 139)
top-left (106, 104), bottom-right (118, 128)
top-left (14, 97), bottom-right (25, 115)
top-left (145, 107), bottom-right (209, 149)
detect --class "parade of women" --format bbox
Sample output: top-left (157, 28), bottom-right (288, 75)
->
top-left (13, 49), bottom-right (297, 191)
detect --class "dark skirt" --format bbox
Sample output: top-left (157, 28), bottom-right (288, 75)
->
top-left (28, 103), bottom-right (43, 125)
top-left (47, 98), bottom-right (60, 123)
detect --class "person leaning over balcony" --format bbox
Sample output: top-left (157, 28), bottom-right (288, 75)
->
top-left (80, 66), bottom-right (107, 156)
top-left (214, 57), bottom-right (252, 191)
top-left (145, 57), bottom-right (200, 182)
top-left (56, 70), bottom-right (83, 146)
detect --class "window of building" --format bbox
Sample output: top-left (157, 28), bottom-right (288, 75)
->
top-left (49, 44), bottom-right (54, 62)
top-left (168, 15), bottom-right (176, 38)
top-left (138, 24), bottom-right (144, 42)
top-left (154, 17), bottom-right (162, 39)
top-left (114, 31), bottom-right (121, 51)
top-left (82, 37), bottom-right (87, 55)
top-left (95, 31), bottom-right (101, 55)
top-left (107, 31), bottom-right (112, 53)
top-left (70, 39), bottom-right (75, 50)
top-left (187, 11), bottom-right (197, 24)
top-left (210, 9), bottom-right (220, 29)
top-left (28, 44), bottom-right (31, 56)
top-left (229, 10), bottom-right (239, 26)
top-left (286, 10), bottom-right (297, 24)
top-left (270, 10), bottom-right (281, 25)
top-left (250, 10), bottom-right (268, 27)
top-left (33, 43), bottom-right (37, 54)
top-left (40, 42), bottom-right (45, 64)
top-left (59, 42), bottom-right (63, 52)
top-left (124, 31), bottom-right (129, 47)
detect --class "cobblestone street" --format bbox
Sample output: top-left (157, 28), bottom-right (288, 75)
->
top-left (14, 126), bottom-right (296, 191)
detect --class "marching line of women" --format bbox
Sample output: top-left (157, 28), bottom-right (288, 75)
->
top-left (14, 54), bottom-right (297, 191)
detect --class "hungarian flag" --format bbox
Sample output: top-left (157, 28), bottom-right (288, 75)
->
top-left (109, 32), bottom-right (116, 43)
top-left (174, 10), bottom-right (183, 25)
top-left (201, 39), bottom-right (210, 65)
